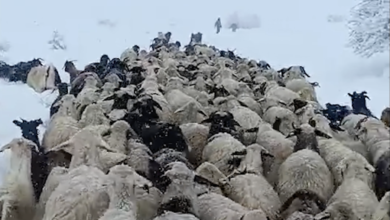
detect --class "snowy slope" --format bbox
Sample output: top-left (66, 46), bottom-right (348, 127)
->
top-left (0, 0), bottom-right (388, 182)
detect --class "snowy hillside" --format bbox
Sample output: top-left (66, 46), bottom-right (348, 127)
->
top-left (0, 0), bottom-right (388, 153)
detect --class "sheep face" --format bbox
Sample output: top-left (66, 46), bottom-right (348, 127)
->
top-left (280, 190), bottom-right (326, 220)
top-left (286, 122), bottom-right (331, 153)
top-left (0, 138), bottom-right (38, 158)
top-left (348, 91), bottom-right (372, 116)
top-left (237, 144), bottom-right (274, 175)
top-left (201, 111), bottom-right (240, 138)
top-left (381, 107), bottom-right (390, 127)
top-left (13, 118), bottom-right (43, 147)
top-left (130, 96), bottom-right (162, 120)
top-left (57, 82), bottom-right (69, 96)
top-left (374, 151), bottom-right (390, 199)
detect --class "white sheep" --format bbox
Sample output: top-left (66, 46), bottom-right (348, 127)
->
top-left (314, 160), bottom-right (378, 220)
top-left (0, 138), bottom-right (37, 220)
top-left (262, 106), bottom-right (298, 135)
top-left (48, 125), bottom-right (127, 172)
top-left (103, 120), bottom-right (130, 154)
top-left (198, 192), bottom-right (268, 220)
top-left (180, 123), bottom-right (209, 167)
top-left (42, 94), bottom-right (80, 152)
top-left (372, 191), bottom-right (390, 220)
top-left (219, 144), bottom-right (281, 220)
top-left (202, 132), bottom-right (246, 176)
top-left (317, 138), bottom-right (375, 189)
top-left (99, 165), bottom-right (138, 220)
top-left (27, 64), bottom-right (61, 93)
top-left (42, 165), bottom-right (109, 220)
top-left (277, 149), bottom-right (334, 207)
top-left (285, 79), bottom-right (319, 102)
top-left (34, 167), bottom-right (69, 220)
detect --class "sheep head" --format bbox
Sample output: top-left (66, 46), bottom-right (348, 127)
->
top-left (348, 91), bottom-right (370, 113)
top-left (0, 138), bottom-right (38, 158)
top-left (13, 118), bottom-right (43, 147)
top-left (286, 123), bottom-right (331, 153)
top-left (201, 111), bottom-right (240, 138)
top-left (130, 95), bottom-right (162, 120)
top-left (63, 60), bottom-right (77, 73)
top-left (100, 54), bottom-right (110, 67)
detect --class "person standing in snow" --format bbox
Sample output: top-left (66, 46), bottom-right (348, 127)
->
top-left (215, 18), bottom-right (222, 34)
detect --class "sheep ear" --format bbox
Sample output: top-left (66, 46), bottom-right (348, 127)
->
top-left (232, 120), bottom-right (241, 127)
top-left (315, 129), bottom-right (332, 139)
top-left (273, 118), bottom-right (282, 132)
top-left (201, 118), bottom-right (212, 124)
top-left (152, 100), bottom-right (162, 110)
top-left (364, 164), bottom-right (375, 173)
top-left (103, 94), bottom-right (116, 101)
top-left (12, 120), bottom-right (22, 127)
top-left (244, 127), bottom-right (259, 133)
top-left (50, 141), bottom-right (72, 154)
top-left (309, 119), bottom-right (316, 128)
top-left (286, 131), bottom-right (296, 138)
top-left (237, 100), bottom-right (248, 108)
top-left (348, 93), bottom-right (353, 97)
top-left (194, 175), bottom-right (219, 187)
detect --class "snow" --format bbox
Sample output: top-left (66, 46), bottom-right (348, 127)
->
top-left (0, 0), bottom-right (388, 183)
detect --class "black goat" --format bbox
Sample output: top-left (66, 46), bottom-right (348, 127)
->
top-left (348, 91), bottom-right (376, 118)
top-left (12, 118), bottom-right (49, 202)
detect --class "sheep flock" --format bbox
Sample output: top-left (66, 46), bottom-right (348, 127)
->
top-left (0, 31), bottom-right (389, 220)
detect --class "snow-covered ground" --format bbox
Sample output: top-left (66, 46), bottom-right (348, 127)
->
top-left (0, 0), bottom-right (388, 180)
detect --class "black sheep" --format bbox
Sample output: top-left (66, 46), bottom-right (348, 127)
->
top-left (201, 111), bottom-right (241, 139)
top-left (50, 82), bottom-right (69, 117)
top-left (12, 118), bottom-right (49, 202)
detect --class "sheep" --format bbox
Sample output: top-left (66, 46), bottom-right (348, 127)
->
top-left (375, 151), bottom-right (390, 199)
top-left (74, 76), bottom-right (102, 119)
top-left (49, 82), bottom-right (69, 117)
top-left (42, 95), bottom-right (80, 153)
top-left (219, 144), bottom-right (281, 220)
top-left (262, 106), bottom-right (298, 135)
top-left (33, 167), bottom-right (69, 220)
top-left (12, 118), bottom-right (49, 202)
top-left (348, 91), bottom-right (376, 118)
top-left (153, 211), bottom-right (199, 220)
top-left (69, 71), bottom-right (103, 97)
top-left (314, 159), bottom-right (378, 220)
top-left (285, 79), bottom-right (319, 102)
top-left (340, 113), bottom-right (367, 137)
top-left (0, 138), bottom-right (39, 220)
top-left (381, 107), bottom-right (390, 127)
top-left (78, 103), bottom-right (111, 128)
top-left (198, 192), bottom-right (268, 220)
top-left (103, 120), bottom-right (130, 154)
top-left (195, 162), bottom-right (226, 195)
top-left (372, 191), bottom-right (390, 220)
top-left (279, 66), bottom-right (310, 83)
top-left (277, 149), bottom-right (334, 218)
top-left (98, 165), bottom-right (138, 220)
top-left (48, 125), bottom-right (127, 172)
top-left (157, 162), bottom-right (199, 217)
top-left (180, 123), bottom-right (209, 167)
top-left (84, 54), bottom-right (110, 77)
top-left (202, 132), bottom-right (246, 176)
top-left (26, 64), bottom-right (61, 93)
top-left (317, 137), bottom-right (375, 189)
top-left (286, 123), bottom-right (332, 153)
top-left (262, 81), bottom-right (301, 106)
top-left (41, 165), bottom-right (110, 220)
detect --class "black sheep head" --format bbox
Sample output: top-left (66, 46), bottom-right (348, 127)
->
top-left (258, 60), bottom-right (271, 69)
top-left (57, 82), bottom-right (69, 96)
top-left (100, 54), bottom-right (110, 67)
top-left (201, 111), bottom-right (240, 138)
top-left (63, 60), bottom-right (77, 73)
top-left (175, 41), bottom-right (181, 48)
top-left (286, 122), bottom-right (331, 153)
top-left (13, 118), bottom-right (43, 147)
top-left (164, 32), bottom-right (172, 42)
top-left (348, 91), bottom-right (370, 113)
top-left (132, 45), bottom-right (140, 55)
top-left (130, 96), bottom-right (162, 120)
top-left (29, 58), bottom-right (43, 68)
